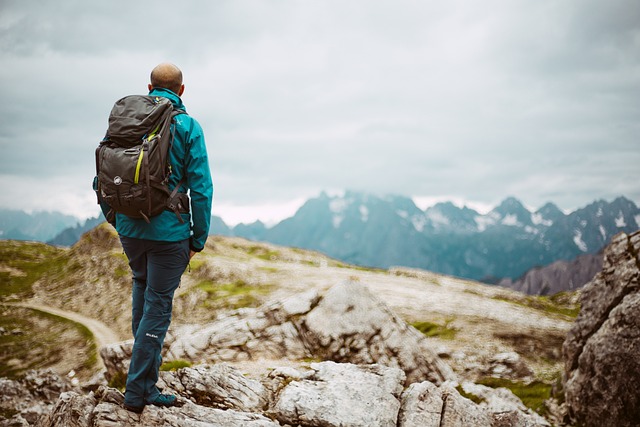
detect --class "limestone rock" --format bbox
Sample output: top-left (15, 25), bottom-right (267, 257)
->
top-left (159, 363), bottom-right (269, 412)
top-left (165, 281), bottom-right (455, 386)
top-left (562, 230), bottom-right (640, 426)
top-left (399, 381), bottom-right (549, 427)
top-left (99, 339), bottom-right (133, 385)
top-left (36, 386), bottom-right (279, 427)
top-left (0, 370), bottom-right (76, 426)
top-left (271, 361), bottom-right (405, 427)
top-left (298, 281), bottom-right (456, 385)
top-left (398, 381), bottom-right (443, 427)
top-left (484, 352), bottom-right (533, 380)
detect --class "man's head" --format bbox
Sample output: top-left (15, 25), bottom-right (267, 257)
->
top-left (149, 63), bottom-right (184, 96)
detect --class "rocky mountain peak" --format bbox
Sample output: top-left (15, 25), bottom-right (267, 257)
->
top-left (534, 202), bottom-right (564, 224)
top-left (490, 197), bottom-right (532, 226)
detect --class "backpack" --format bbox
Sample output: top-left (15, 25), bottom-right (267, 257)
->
top-left (94, 95), bottom-right (189, 223)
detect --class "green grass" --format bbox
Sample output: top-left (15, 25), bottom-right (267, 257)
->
top-left (476, 377), bottom-right (553, 415)
top-left (411, 319), bottom-right (457, 340)
top-left (195, 279), bottom-right (273, 310)
top-left (107, 371), bottom-right (127, 391)
top-left (493, 293), bottom-right (580, 319)
top-left (456, 385), bottom-right (485, 405)
top-left (0, 305), bottom-right (98, 379)
top-left (246, 245), bottom-right (281, 261)
top-left (0, 241), bottom-right (69, 299)
top-left (160, 359), bottom-right (192, 371)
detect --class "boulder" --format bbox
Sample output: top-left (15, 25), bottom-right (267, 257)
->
top-left (159, 363), bottom-right (269, 412)
top-left (270, 361), bottom-right (405, 427)
top-left (562, 230), bottom-right (640, 426)
top-left (164, 281), bottom-right (455, 386)
top-left (399, 381), bottom-right (549, 427)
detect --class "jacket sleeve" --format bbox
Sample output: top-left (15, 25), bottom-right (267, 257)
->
top-left (184, 118), bottom-right (213, 252)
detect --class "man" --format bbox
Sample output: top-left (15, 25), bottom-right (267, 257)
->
top-left (100, 63), bottom-right (213, 413)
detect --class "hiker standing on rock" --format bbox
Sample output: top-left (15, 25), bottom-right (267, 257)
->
top-left (96, 63), bottom-right (213, 413)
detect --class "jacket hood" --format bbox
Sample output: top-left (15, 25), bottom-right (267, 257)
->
top-left (148, 87), bottom-right (187, 112)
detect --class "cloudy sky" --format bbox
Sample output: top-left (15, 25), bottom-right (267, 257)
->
top-left (1, 0), bottom-right (638, 225)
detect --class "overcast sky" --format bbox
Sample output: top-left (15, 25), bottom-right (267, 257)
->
top-left (1, 0), bottom-right (638, 225)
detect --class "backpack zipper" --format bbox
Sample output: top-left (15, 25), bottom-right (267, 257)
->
top-left (134, 150), bottom-right (144, 184)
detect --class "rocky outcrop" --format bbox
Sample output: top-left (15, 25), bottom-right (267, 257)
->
top-left (562, 230), bottom-right (640, 426)
top-left (0, 370), bottom-right (76, 426)
top-left (166, 281), bottom-right (456, 386)
top-left (34, 361), bottom-right (548, 427)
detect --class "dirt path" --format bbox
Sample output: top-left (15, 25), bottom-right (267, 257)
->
top-left (8, 302), bottom-right (121, 370)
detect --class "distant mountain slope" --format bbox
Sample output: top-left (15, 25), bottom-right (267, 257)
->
top-left (0, 209), bottom-right (78, 242)
top-left (47, 216), bottom-right (104, 246)
top-left (498, 252), bottom-right (603, 296)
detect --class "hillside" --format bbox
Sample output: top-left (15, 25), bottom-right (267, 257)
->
top-left (1, 224), bottom-right (579, 391)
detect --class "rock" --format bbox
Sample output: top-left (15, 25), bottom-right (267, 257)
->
top-left (439, 383), bottom-right (493, 426)
top-left (298, 281), bottom-right (456, 385)
top-left (159, 364), bottom-right (269, 412)
top-left (562, 230), bottom-right (640, 427)
top-left (398, 381), bottom-right (443, 427)
top-left (99, 339), bottom-right (133, 385)
top-left (271, 361), bottom-right (405, 427)
top-left (35, 386), bottom-right (280, 427)
top-left (164, 281), bottom-right (455, 386)
top-left (0, 370), bottom-right (76, 426)
top-left (484, 352), bottom-right (533, 380)
top-left (399, 381), bottom-right (549, 427)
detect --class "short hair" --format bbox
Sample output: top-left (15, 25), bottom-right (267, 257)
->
top-left (150, 63), bottom-right (183, 94)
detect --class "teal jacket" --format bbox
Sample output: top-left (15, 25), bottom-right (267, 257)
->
top-left (100, 88), bottom-right (213, 251)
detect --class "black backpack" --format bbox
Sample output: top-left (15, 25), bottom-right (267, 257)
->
top-left (94, 95), bottom-right (189, 223)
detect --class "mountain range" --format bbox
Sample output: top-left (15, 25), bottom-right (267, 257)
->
top-left (226, 192), bottom-right (638, 283)
top-left (2, 192), bottom-right (639, 286)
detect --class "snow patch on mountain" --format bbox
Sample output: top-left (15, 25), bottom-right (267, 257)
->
top-left (599, 225), bottom-right (607, 241)
top-left (531, 212), bottom-right (553, 227)
top-left (359, 205), bottom-right (369, 222)
top-left (330, 198), bottom-right (349, 228)
top-left (615, 211), bottom-right (626, 227)
top-left (501, 214), bottom-right (520, 226)
top-left (475, 215), bottom-right (496, 232)
top-left (412, 215), bottom-right (427, 232)
top-left (573, 230), bottom-right (588, 252)
top-left (426, 210), bottom-right (450, 227)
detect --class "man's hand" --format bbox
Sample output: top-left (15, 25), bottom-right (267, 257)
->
top-left (189, 250), bottom-right (196, 259)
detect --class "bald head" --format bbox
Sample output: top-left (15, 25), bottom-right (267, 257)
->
top-left (149, 63), bottom-right (184, 95)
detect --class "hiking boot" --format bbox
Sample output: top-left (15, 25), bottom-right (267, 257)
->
top-left (152, 393), bottom-right (179, 408)
top-left (123, 403), bottom-right (144, 414)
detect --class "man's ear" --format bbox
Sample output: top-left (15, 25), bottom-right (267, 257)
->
top-left (148, 84), bottom-right (154, 92)
top-left (178, 84), bottom-right (185, 96)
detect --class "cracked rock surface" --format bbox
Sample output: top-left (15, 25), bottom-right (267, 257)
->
top-left (562, 230), bottom-right (640, 427)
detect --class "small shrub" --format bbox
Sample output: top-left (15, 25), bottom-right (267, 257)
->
top-left (160, 360), bottom-right (192, 371)
top-left (411, 319), bottom-right (457, 340)
top-left (476, 377), bottom-right (552, 415)
top-left (456, 385), bottom-right (485, 405)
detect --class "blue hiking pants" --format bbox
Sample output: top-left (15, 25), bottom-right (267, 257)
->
top-left (119, 236), bottom-right (190, 407)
